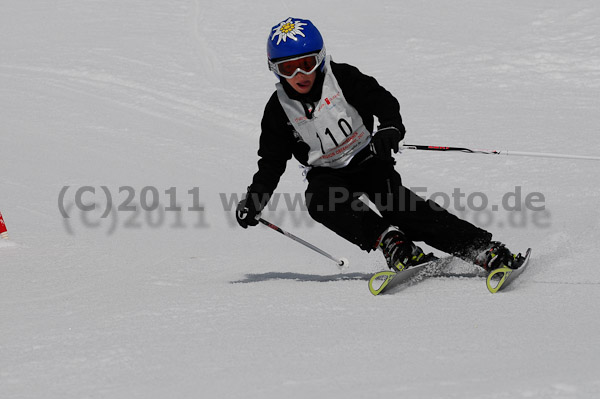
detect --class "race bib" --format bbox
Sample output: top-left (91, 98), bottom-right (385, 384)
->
top-left (276, 56), bottom-right (371, 168)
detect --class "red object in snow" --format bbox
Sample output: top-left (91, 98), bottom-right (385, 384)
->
top-left (0, 211), bottom-right (8, 239)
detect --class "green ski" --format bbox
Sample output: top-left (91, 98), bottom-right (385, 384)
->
top-left (486, 248), bottom-right (532, 293)
top-left (368, 257), bottom-right (452, 295)
top-left (368, 249), bottom-right (531, 295)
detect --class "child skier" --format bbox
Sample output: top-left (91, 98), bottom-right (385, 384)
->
top-left (236, 17), bottom-right (521, 272)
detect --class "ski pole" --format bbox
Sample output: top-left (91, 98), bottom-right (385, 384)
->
top-left (401, 144), bottom-right (600, 161)
top-left (258, 217), bottom-right (349, 270)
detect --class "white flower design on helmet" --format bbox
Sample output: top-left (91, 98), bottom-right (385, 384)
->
top-left (271, 18), bottom-right (307, 45)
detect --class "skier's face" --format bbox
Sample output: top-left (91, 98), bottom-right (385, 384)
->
top-left (286, 71), bottom-right (317, 94)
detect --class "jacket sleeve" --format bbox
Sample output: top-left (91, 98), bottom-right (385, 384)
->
top-left (248, 93), bottom-right (294, 197)
top-left (332, 61), bottom-right (406, 134)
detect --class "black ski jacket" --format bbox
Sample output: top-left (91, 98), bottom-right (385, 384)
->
top-left (249, 60), bottom-right (405, 197)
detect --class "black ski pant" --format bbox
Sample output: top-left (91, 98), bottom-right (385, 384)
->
top-left (305, 156), bottom-right (492, 260)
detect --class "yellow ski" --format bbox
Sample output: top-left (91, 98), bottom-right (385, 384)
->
top-left (486, 248), bottom-right (532, 293)
top-left (368, 257), bottom-right (452, 295)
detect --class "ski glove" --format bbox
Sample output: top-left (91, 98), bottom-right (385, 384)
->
top-left (236, 190), bottom-right (270, 229)
top-left (370, 126), bottom-right (404, 161)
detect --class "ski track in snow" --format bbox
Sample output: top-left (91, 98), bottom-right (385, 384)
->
top-left (0, 63), bottom-right (248, 132)
top-left (1, 1), bottom-right (600, 398)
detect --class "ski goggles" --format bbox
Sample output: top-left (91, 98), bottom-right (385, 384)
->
top-left (268, 48), bottom-right (326, 79)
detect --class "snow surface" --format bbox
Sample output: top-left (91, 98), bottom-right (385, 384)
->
top-left (2, 1), bottom-right (600, 398)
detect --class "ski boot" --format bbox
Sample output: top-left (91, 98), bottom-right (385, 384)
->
top-left (378, 229), bottom-right (436, 272)
top-left (474, 241), bottom-right (521, 271)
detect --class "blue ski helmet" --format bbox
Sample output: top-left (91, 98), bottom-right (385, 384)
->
top-left (267, 17), bottom-right (325, 71)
